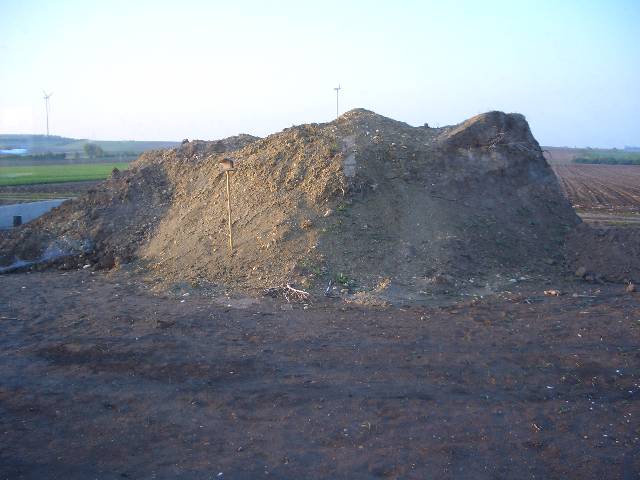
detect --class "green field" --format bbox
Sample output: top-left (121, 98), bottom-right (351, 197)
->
top-left (574, 150), bottom-right (640, 165)
top-left (0, 163), bottom-right (129, 186)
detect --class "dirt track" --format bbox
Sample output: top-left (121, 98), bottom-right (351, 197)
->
top-left (1, 270), bottom-right (638, 479)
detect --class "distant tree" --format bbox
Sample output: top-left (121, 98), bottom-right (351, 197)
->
top-left (83, 142), bottom-right (104, 158)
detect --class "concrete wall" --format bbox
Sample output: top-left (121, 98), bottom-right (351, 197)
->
top-left (0, 199), bottom-right (67, 229)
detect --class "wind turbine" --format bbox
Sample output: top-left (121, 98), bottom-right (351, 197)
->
top-left (43, 90), bottom-right (53, 136)
top-left (333, 84), bottom-right (341, 118)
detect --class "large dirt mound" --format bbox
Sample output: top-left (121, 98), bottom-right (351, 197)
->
top-left (1, 109), bottom-right (581, 295)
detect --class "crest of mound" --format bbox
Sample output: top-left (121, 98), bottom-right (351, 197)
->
top-left (1, 109), bottom-right (579, 297)
top-left (438, 111), bottom-right (536, 148)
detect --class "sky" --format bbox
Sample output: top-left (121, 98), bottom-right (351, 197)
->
top-left (0, 0), bottom-right (638, 147)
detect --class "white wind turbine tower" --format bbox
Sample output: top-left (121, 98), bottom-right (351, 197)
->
top-left (333, 84), bottom-right (341, 118)
top-left (43, 90), bottom-right (53, 136)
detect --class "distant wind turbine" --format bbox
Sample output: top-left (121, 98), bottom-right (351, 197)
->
top-left (43, 90), bottom-right (53, 136)
top-left (333, 84), bottom-right (341, 118)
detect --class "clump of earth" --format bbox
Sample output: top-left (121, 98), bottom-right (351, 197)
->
top-left (2, 109), bottom-right (597, 299)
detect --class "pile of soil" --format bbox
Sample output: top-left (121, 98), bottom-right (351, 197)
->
top-left (1, 109), bottom-right (583, 295)
top-left (565, 224), bottom-right (640, 283)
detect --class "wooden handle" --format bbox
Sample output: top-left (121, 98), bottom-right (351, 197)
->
top-left (226, 171), bottom-right (233, 253)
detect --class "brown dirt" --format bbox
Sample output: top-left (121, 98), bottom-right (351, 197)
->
top-left (543, 147), bottom-right (585, 165)
top-left (565, 224), bottom-right (640, 283)
top-left (550, 164), bottom-right (640, 283)
top-left (1, 269), bottom-right (638, 479)
top-left (0, 110), bottom-right (583, 300)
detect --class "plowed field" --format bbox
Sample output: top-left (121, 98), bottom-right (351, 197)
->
top-left (553, 164), bottom-right (640, 214)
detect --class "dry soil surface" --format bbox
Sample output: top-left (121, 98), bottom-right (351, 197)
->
top-left (1, 270), bottom-right (638, 479)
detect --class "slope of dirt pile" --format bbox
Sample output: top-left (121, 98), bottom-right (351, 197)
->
top-left (1, 110), bottom-right (580, 296)
top-left (565, 224), bottom-right (640, 283)
top-left (0, 135), bottom-right (258, 271)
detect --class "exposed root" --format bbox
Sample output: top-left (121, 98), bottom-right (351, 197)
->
top-left (264, 284), bottom-right (311, 303)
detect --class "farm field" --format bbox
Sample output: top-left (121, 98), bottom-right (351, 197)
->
top-left (0, 155), bottom-right (137, 168)
top-left (0, 163), bottom-right (128, 187)
top-left (0, 134), bottom-right (178, 156)
top-left (0, 180), bottom-right (99, 205)
top-left (544, 147), bottom-right (640, 166)
top-left (552, 164), bottom-right (640, 223)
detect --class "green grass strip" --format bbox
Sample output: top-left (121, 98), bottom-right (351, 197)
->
top-left (0, 163), bottom-right (129, 186)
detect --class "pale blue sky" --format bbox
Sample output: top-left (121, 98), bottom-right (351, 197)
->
top-left (0, 0), bottom-right (638, 146)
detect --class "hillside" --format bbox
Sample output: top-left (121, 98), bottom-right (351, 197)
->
top-left (0, 134), bottom-right (179, 155)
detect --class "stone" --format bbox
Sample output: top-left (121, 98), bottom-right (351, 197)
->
top-left (575, 266), bottom-right (587, 278)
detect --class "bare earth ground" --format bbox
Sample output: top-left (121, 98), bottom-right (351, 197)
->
top-left (1, 269), bottom-right (638, 479)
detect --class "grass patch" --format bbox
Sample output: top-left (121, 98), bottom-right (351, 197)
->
top-left (335, 272), bottom-right (356, 287)
top-left (575, 150), bottom-right (640, 165)
top-left (0, 163), bottom-right (128, 186)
